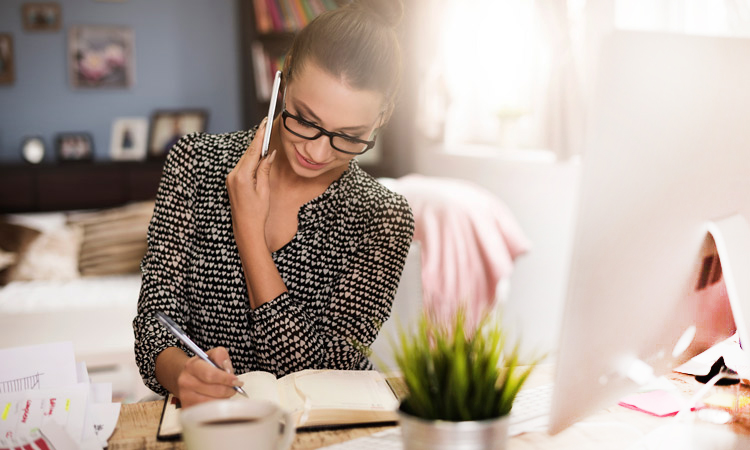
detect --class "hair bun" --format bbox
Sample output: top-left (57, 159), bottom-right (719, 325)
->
top-left (349, 0), bottom-right (404, 27)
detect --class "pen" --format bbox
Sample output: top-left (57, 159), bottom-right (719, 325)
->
top-left (155, 311), bottom-right (248, 398)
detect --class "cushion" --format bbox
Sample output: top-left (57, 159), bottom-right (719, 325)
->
top-left (67, 201), bottom-right (155, 276)
top-left (0, 249), bottom-right (17, 271)
top-left (0, 221), bottom-right (82, 285)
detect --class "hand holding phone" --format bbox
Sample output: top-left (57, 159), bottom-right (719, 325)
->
top-left (261, 70), bottom-right (283, 159)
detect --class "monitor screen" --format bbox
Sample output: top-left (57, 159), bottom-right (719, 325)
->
top-left (548, 30), bottom-right (750, 434)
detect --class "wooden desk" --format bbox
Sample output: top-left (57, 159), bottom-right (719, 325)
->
top-left (107, 368), bottom-right (750, 450)
top-left (106, 399), bottom-right (394, 450)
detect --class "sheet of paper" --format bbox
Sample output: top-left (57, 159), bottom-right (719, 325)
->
top-left (88, 383), bottom-right (112, 405)
top-left (38, 421), bottom-right (81, 450)
top-left (674, 333), bottom-right (750, 381)
top-left (82, 399), bottom-right (119, 448)
top-left (0, 342), bottom-right (78, 393)
top-left (0, 422), bottom-right (80, 450)
top-left (86, 403), bottom-right (120, 447)
top-left (76, 361), bottom-right (89, 384)
top-left (719, 337), bottom-right (750, 380)
top-left (0, 343), bottom-right (119, 449)
top-left (0, 383), bottom-right (89, 444)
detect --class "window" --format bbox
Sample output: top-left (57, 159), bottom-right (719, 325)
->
top-left (417, 0), bottom-right (750, 159)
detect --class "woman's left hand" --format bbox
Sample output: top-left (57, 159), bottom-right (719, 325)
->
top-left (226, 117), bottom-right (277, 248)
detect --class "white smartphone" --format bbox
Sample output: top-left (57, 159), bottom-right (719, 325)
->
top-left (262, 70), bottom-right (283, 158)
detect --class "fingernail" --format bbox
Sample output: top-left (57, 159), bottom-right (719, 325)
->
top-left (232, 379), bottom-right (244, 387)
top-left (222, 359), bottom-right (235, 375)
top-left (262, 116), bottom-right (269, 127)
top-left (268, 149), bottom-right (277, 163)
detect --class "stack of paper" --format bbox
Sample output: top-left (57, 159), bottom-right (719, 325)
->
top-left (0, 342), bottom-right (120, 450)
top-left (675, 333), bottom-right (750, 380)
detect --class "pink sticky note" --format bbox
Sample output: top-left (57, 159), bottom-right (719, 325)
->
top-left (618, 390), bottom-right (702, 417)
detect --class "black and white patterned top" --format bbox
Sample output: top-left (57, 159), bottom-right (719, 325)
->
top-left (133, 129), bottom-right (415, 395)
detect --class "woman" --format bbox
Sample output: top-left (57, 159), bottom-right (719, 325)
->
top-left (133, 0), bottom-right (414, 407)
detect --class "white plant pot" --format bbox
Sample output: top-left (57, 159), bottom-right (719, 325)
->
top-left (398, 409), bottom-right (510, 450)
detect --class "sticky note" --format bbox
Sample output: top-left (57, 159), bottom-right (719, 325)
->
top-left (702, 392), bottom-right (750, 409)
top-left (618, 390), bottom-right (700, 417)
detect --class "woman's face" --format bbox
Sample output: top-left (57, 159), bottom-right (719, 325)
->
top-left (278, 62), bottom-right (384, 179)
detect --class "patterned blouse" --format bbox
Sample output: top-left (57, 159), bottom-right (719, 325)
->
top-left (133, 129), bottom-right (415, 395)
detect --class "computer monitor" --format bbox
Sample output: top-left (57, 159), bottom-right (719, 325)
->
top-left (548, 30), bottom-right (750, 434)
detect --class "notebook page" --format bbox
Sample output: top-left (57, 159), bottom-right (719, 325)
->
top-left (292, 370), bottom-right (398, 410)
top-left (235, 371), bottom-right (280, 405)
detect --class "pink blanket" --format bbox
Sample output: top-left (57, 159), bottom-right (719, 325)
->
top-left (384, 175), bottom-right (531, 324)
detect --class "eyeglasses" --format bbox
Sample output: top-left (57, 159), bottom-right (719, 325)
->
top-left (281, 109), bottom-right (378, 155)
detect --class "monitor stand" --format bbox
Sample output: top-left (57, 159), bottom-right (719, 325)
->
top-left (707, 214), bottom-right (750, 369)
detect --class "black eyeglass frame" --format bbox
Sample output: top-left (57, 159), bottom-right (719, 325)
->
top-left (280, 109), bottom-right (378, 155)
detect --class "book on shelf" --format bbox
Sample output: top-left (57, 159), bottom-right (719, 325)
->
top-left (299, 0), bottom-right (316, 24)
top-left (287, 0), bottom-right (305, 29)
top-left (254, 0), bottom-right (337, 34)
top-left (251, 41), bottom-right (271, 100)
top-left (265, 0), bottom-right (285, 31)
top-left (321, 0), bottom-right (338, 12)
top-left (157, 369), bottom-right (400, 440)
top-left (253, 0), bottom-right (273, 33)
top-left (252, 42), bottom-right (286, 101)
top-left (278, 0), bottom-right (297, 31)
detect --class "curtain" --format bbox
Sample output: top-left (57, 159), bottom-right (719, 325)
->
top-left (415, 0), bottom-right (750, 159)
top-left (415, 0), bottom-right (593, 159)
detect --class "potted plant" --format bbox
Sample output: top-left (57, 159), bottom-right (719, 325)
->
top-left (391, 309), bottom-right (538, 450)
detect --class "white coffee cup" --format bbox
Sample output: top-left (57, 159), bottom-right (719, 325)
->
top-left (180, 399), bottom-right (295, 450)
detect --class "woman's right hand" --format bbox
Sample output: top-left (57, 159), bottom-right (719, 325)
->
top-left (226, 117), bottom-right (277, 251)
top-left (175, 346), bottom-right (244, 408)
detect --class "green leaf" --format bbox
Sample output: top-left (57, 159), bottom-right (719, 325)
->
top-left (390, 305), bottom-right (538, 421)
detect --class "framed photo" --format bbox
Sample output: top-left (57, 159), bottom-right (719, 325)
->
top-left (0, 34), bottom-right (14, 85)
top-left (110, 117), bottom-right (148, 161)
top-left (56, 133), bottom-right (94, 162)
top-left (22, 3), bottom-right (62, 32)
top-left (68, 25), bottom-right (134, 89)
top-left (148, 110), bottom-right (208, 159)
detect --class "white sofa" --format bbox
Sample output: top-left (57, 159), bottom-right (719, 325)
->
top-left (0, 274), bottom-right (149, 402)
top-left (0, 236), bottom-right (423, 401)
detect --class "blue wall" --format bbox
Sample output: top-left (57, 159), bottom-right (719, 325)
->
top-left (0, 0), bottom-right (242, 163)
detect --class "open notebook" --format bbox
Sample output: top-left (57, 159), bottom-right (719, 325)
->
top-left (157, 369), bottom-right (400, 440)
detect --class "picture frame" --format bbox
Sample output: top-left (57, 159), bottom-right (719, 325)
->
top-left (22, 3), bottom-right (62, 32)
top-left (110, 117), bottom-right (148, 161)
top-left (56, 133), bottom-right (94, 162)
top-left (0, 34), bottom-right (14, 85)
top-left (148, 109), bottom-right (208, 159)
top-left (68, 25), bottom-right (134, 89)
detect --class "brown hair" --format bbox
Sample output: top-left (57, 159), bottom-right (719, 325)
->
top-left (283, 0), bottom-right (403, 122)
